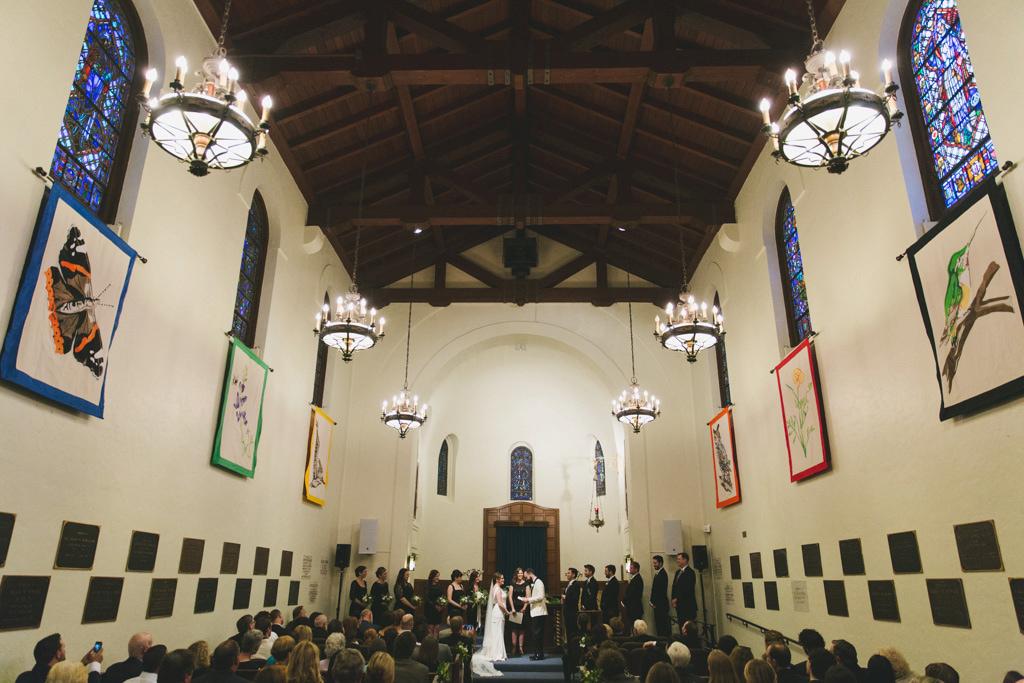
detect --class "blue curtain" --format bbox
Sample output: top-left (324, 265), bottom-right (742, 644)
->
top-left (496, 525), bottom-right (547, 583)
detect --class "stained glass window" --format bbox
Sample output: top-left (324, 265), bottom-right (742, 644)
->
top-left (312, 292), bottom-right (329, 406)
top-left (413, 463), bottom-right (420, 518)
top-left (51, 0), bottom-right (142, 219)
top-left (714, 293), bottom-right (731, 407)
top-left (906, 0), bottom-right (997, 211)
top-left (776, 189), bottom-right (812, 345)
top-left (510, 446), bottom-right (533, 501)
top-left (594, 441), bottom-right (606, 497)
top-left (436, 440), bottom-right (449, 496)
top-left (232, 192), bottom-right (269, 347)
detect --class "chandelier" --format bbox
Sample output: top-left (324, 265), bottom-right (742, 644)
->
top-left (613, 274), bottom-right (661, 433)
top-left (381, 253), bottom-right (428, 438)
top-left (760, 0), bottom-right (901, 174)
top-left (314, 139), bottom-right (383, 361)
top-left (588, 503), bottom-right (605, 531)
top-left (139, 0), bottom-right (271, 176)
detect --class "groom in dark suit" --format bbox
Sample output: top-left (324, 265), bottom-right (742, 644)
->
top-left (600, 564), bottom-right (620, 624)
top-left (672, 552), bottom-right (698, 631)
top-left (650, 555), bottom-right (670, 637)
top-left (581, 565), bottom-right (599, 612)
top-left (563, 568), bottom-right (582, 639)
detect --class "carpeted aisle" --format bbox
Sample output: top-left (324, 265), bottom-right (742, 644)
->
top-left (477, 654), bottom-right (564, 683)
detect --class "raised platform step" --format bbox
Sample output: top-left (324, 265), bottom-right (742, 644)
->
top-left (494, 656), bottom-right (562, 673)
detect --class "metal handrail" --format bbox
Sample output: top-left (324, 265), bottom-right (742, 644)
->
top-left (724, 613), bottom-right (799, 647)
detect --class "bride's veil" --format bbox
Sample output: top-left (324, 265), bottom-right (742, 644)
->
top-left (485, 580), bottom-right (497, 627)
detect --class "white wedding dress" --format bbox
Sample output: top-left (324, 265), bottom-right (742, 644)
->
top-left (471, 582), bottom-right (507, 677)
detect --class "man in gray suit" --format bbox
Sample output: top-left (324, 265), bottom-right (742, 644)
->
top-left (393, 633), bottom-right (430, 683)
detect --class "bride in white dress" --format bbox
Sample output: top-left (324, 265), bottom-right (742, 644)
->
top-left (471, 572), bottom-right (509, 677)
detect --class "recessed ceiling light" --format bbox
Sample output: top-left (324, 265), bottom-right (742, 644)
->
top-left (413, 227), bottom-right (423, 234)
top-left (617, 226), bottom-right (627, 232)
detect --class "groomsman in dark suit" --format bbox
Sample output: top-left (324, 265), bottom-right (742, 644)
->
top-left (600, 565), bottom-right (620, 624)
top-left (622, 561), bottom-right (644, 624)
top-left (650, 555), bottom-right (670, 637)
top-left (581, 565), bottom-right (599, 612)
top-left (672, 552), bottom-right (698, 631)
top-left (563, 568), bottom-right (582, 638)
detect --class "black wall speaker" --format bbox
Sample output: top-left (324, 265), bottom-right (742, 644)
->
top-left (335, 544), bottom-right (352, 569)
top-left (692, 545), bottom-right (709, 571)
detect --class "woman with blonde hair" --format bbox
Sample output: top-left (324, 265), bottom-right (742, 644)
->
top-left (294, 625), bottom-right (314, 642)
top-left (707, 650), bottom-right (741, 683)
top-left (877, 648), bottom-right (919, 683)
top-left (287, 640), bottom-right (323, 683)
top-left (366, 652), bottom-right (396, 683)
top-left (188, 641), bottom-right (211, 678)
top-left (44, 662), bottom-right (87, 683)
top-left (743, 659), bottom-right (776, 683)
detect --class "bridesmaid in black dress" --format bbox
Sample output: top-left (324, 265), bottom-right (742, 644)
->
top-left (394, 567), bottom-right (416, 615)
top-left (369, 566), bottom-right (390, 626)
top-left (465, 570), bottom-right (482, 633)
top-left (349, 565), bottom-right (369, 618)
top-left (509, 567), bottom-right (529, 656)
top-left (425, 569), bottom-right (445, 637)
top-left (446, 569), bottom-right (465, 621)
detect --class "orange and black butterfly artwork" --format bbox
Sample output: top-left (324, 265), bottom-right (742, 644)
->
top-left (43, 225), bottom-right (113, 378)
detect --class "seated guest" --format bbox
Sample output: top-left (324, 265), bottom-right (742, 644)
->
top-left (824, 666), bottom-right (857, 683)
top-left (269, 611), bottom-right (287, 637)
top-left (794, 631), bottom-right (826, 671)
top-left (321, 634), bottom-right (346, 676)
top-left (807, 651), bottom-right (836, 682)
top-left (716, 636), bottom-right (738, 656)
top-left (103, 633), bottom-right (153, 683)
top-left (864, 655), bottom-right (894, 683)
top-left (399, 615), bottom-right (414, 633)
top-left (286, 642), bottom-right (322, 683)
top-left (763, 632), bottom-right (786, 651)
top-left (331, 650), bottom-right (366, 683)
top-left (287, 607), bottom-right (311, 635)
top-left (187, 642), bottom-right (211, 680)
top-left (361, 631), bottom-right (386, 660)
top-left (46, 662), bottom-right (91, 683)
top-left (645, 662), bottom-right (681, 683)
top-left (830, 641), bottom-right (864, 683)
top-left (193, 641), bottom-right (247, 683)
top-left (730, 647), bottom-right (754, 682)
top-left (267, 637), bottom-right (294, 667)
top-left (641, 646), bottom-right (671, 681)
top-left (707, 650), bottom-right (741, 683)
top-left (253, 667), bottom-right (285, 683)
top-left (875, 649), bottom-right (917, 683)
top-left (412, 637), bottom-right (440, 673)
top-left (237, 632), bottom-right (266, 674)
top-left (19, 634), bottom-right (103, 683)
top-left (366, 653), bottom-right (395, 683)
top-left (294, 626), bottom-right (314, 644)
top-left (393, 633), bottom-right (428, 683)
top-left (124, 644), bottom-right (166, 683)
top-left (766, 644), bottom-right (807, 683)
top-left (744, 660), bottom-right (777, 683)
top-left (923, 664), bottom-right (958, 683)
top-left (156, 650), bottom-right (194, 683)
top-left (666, 642), bottom-right (700, 683)
top-left (327, 620), bottom-right (345, 637)
top-left (232, 617), bottom-right (255, 646)
top-left (357, 611), bottom-right (375, 639)
top-left (342, 618), bottom-right (360, 646)
top-left (609, 617), bottom-right (626, 638)
top-left (596, 648), bottom-right (633, 683)
top-left (439, 617), bottom-right (473, 652)
top-left (679, 622), bottom-right (702, 651)
top-left (313, 614), bottom-right (330, 649)
top-left (631, 620), bottom-right (656, 643)
top-left (254, 614), bottom-right (277, 660)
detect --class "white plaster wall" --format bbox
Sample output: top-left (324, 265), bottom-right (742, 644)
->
top-left (0, 1), bottom-right (351, 676)
top-left (686, 1), bottom-right (1024, 679)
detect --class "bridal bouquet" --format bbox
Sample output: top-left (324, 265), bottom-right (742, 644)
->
top-left (460, 590), bottom-right (487, 608)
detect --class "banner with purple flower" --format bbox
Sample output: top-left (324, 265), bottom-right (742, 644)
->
top-left (211, 335), bottom-right (269, 478)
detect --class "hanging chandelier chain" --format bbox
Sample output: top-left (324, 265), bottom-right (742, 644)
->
top-left (804, 0), bottom-right (821, 48)
top-left (670, 89), bottom-right (689, 291)
top-left (216, 0), bottom-right (233, 52)
top-left (626, 273), bottom-right (637, 383)
top-left (351, 132), bottom-right (371, 289)
top-left (403, 245), bottom-right (416, 390)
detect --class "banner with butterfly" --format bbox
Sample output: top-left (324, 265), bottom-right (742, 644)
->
top-left (0, 184), bottom-right (138, 417)
top-left (304, 405), bottom-right (336, 506)
top-left (211, 335), bottom-right (270, 478)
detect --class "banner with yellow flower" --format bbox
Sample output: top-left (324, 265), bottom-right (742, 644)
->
top-left (773, 338), bottom-right (830, 482)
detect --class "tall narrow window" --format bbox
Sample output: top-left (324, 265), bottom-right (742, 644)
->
top-left (312, 292), bottom-right (329, 406)
top-left (510, 446), bottom-right (533, 501)
top-left (714, 293), bottom-right (732, 407)
top-left (413, 463), bottom-right (420, 518)
top-left (776, 189), bottom-right (812, 345)
top-left (436, 440), bottom-right (449, 496)
top-left (232, 191), bottom-right (269, 347)
top-left (901, 0), bottom-right (998, 216)
top-left (594, 441), bottom-right (606, 497)
top-left (51, 0), bottom-right (146, 221)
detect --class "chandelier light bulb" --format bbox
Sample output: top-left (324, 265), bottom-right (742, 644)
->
top-left (173, 56), bottom-right (187, 87)
top-left (142, 68), bottom-right (158, 98)
top-left (881, 59), bottom-right (893, 87)
top-left (227, 67), bottom-right (239, 94)
top-left (785, 69), bottom-right (798, 96)
top-left (759, 98), bottom-right (772, 126)
top-left (839, 50), bottom-right (852, 78)
top-left (260, 96), bottom-right (273, 126)
top-left (235, 89), bottom-right (247, 106)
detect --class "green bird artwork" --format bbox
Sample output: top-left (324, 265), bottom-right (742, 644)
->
top-left (941, 219), bottom-right (982, 346)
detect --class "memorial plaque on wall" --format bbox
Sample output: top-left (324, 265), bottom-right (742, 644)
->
top-left (792, 580), bottom-right (809, 613)
top-left (126, 531), bottom-right (159, 572)
top-left (254, 547), bottom-right (270, 576)
top-left (801, 543), bottom-right (823, 577)
top-left (234, 578), bottom-right (253, 609)
top-left (178, 538), bottom-right (205, 574)
top-left (1009, 578), bottom-right (1024, 633)
top-left (868, 580), bottom-right (900, 622)
top-left (954, 520), bottom-right (1003, 572)
top-left (0, 512), bottom-right (15, 567)
top-left (0, 575), bottom-right (50, 630)
top-left (750, 552), bottom-right (763, 579)
top-left (146, 579), bottom-right (177, 619)
top-left (82, 577), bottom-right (123, 624)
top-left (723, 583), bottom-right (735, 606)
top-left (220, 542), bottom-right (240, 574)
top-left (195, 578), bottom-right (218, 614)
top-left (887, 531), bottom-right (922, 574)
top-left (742, 582), bottom-right (755, 609)
top-left (927, 578), bottom-right (971, 628)
top-left (280, 551), bottom-right (293, 577)
top-left (54, 521), bottom-right (100, 569)
top-left (308, 582), bottom-right (319, 603)
top-left (773, 548), bottom-right (789, 578)
top-left (824, 580), bottom-right (848, 617)
top-left (264, 579), bottom-right (279, 607)
top-left (839, 538), bottom-right (865, 575)
top-left (288, 580), bottom-right (300, 606)
top-left (712, 557), bottom-right (723, 581)
top-left (764, 581), bottom-right (780, 611)
top-left (730, 555), bottom-right (741, 580)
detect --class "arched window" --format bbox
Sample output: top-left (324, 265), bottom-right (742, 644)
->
top-left (312, 292), bottom-right (329, 406)
top-left (232, 191), bottom-right (269, 347)
top-left (51, 0), bottom-right (146, 221)
top-left (510, 446), bottom-right (533, 501)
top-left (901, 0), bottom-right (998, 216)
top-left (714, 293), bottom-right (732, 407)
top-left (594, 441), bottom-right (606, 497)
top-left (775, 189), bottom-right (812, 345)
top-left (436, 440), bottom-right (449, 496)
